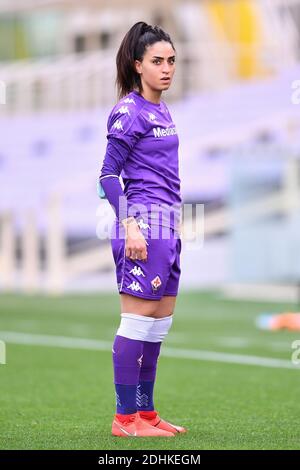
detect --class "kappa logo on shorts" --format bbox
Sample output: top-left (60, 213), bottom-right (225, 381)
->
top-left (127, 281), bottom-right (143, 293)
top-left (129, 266), bottom-right (145, 277)
top-left (151, 275), bottom-right (162, 291)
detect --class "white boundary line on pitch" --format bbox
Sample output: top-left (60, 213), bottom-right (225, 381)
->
top-left (0, 331), bottom-right (298, 370)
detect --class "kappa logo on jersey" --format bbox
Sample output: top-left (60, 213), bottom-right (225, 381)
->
top-left (129, 266), bottom-right (145, 277)
top-left (117, 105), bottom-right (130, 115)
top-left (127, 281), bottom-right (143, 292)
top-left (113, 119), bottom-right (123, 131)
top-left (151, 275), bottom-right (162, 291)
top-left (137, 219), bottom-right (150, 230)
top-left (123, 97), bottom-right (135, 104)
top-left (153, 126), bottom-right (177, 138)
top-left (148, 112), bottom-right (156, 121)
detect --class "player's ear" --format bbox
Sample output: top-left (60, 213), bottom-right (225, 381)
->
top-left (134, 60), bottom-right (142, 75)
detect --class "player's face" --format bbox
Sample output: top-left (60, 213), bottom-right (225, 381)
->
top-left (135, 41), bottom-right (176, 93)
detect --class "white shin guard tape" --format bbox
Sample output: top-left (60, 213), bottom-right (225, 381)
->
top-left (146, 315), bottom-right (173, 343)
top-left (116, 313), bottom-right (155, 341)
top-left (116, 313), bottom-right (173, 343)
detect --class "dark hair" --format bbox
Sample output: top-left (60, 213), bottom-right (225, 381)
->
top-left (115, 21), bottom-right (175, 100)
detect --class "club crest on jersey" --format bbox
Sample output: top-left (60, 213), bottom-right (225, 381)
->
top-left (151, 275), bottom-right (162, 291)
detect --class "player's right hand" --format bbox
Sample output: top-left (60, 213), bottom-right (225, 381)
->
top-left (122, 217), bottom-right (148, 261)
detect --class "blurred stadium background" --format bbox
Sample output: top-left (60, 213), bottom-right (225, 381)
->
top-left (1, 0), bottom-right (300, 450)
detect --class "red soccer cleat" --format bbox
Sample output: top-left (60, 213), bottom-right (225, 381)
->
top-left (138, 410), bottom-right (187, 435)
top-left (112, 412), bottom-right (174, 437)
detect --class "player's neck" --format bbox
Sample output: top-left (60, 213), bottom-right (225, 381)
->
top-left (139, 87), bottom-right (162, 105)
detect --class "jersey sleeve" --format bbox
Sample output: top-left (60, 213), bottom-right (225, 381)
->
top-left (97, 100), bottom-right (144, 221)
top-left (106, 102), bottom-right (144, 151)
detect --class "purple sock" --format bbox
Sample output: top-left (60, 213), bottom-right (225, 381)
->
top-left (112, 335), bottom-right (144, 415)
top-left (137, 341), bottom-right (162, 412)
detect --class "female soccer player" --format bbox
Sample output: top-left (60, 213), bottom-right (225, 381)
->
top-left (99, 21), bottom-right (186, 437)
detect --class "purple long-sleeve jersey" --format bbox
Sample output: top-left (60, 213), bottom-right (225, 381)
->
top-left (99, 90), bottom-right (181, 231)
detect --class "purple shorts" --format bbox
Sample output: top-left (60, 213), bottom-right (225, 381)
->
top-left (110, 219), bottom-right (181, 300)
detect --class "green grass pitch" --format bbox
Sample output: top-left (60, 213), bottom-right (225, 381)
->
top-left (0, 290), bottom-right (300, 450)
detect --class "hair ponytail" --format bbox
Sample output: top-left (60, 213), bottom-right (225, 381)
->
top-left (115, 21), bottom-right (175, 100)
